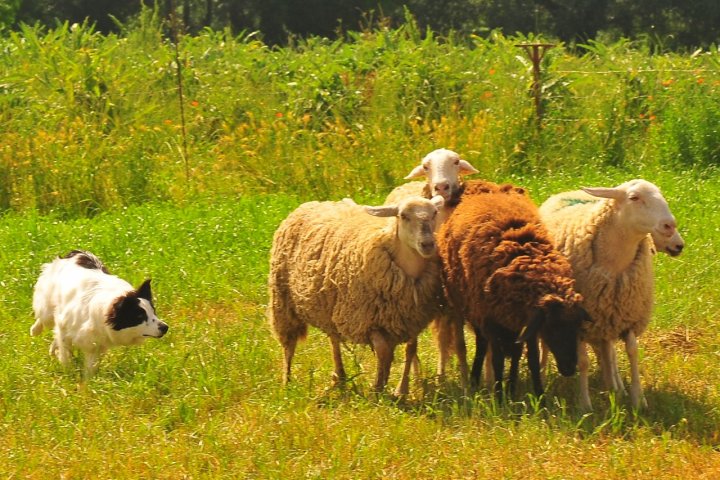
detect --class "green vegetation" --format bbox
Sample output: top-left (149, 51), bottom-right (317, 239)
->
top-left (0, 17), bottom-right (719, 478)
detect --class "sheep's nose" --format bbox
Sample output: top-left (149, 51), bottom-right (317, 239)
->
top-left (420, 240), bottom-right (435, 251)
top-left (434, 182), bottom-right (450, 194)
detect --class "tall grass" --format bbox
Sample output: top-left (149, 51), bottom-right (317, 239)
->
top-left (2, 9), bottom-right (720, 216)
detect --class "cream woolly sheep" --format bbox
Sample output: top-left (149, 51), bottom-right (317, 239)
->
top-left (384, 149), bottom-right (478, 385)
top-left (268, 196), bottom-right (445, 393)
top-left (539, 179), bottom-right (682, 410)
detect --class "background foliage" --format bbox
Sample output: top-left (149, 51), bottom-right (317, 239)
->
top-left (1, 8), bottom-right (720, 217)
top-left (2, 0), bottom-right (720, 49)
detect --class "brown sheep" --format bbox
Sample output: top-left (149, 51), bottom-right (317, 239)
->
top-left (437, 182), bottom-right (590, 397)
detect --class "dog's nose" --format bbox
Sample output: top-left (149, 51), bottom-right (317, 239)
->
top-left (159, 323), bottom-right (169, 336)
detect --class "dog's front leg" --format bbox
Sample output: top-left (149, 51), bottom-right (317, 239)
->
top-left (83, 349), bottom-right (103, 379)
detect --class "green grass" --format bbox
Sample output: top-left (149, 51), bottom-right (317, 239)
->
top-left (2, 10), bottom-right (720, 478)
top-left (0, 181), bottom-right (718, 478)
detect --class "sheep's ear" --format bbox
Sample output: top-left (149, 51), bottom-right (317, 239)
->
top-left (404, 165), bottom-right (426, 179)
top-left (365, 205), bottom-right (399, 217)
top-left (430, 195), bottom-right (445, 209)
top-left (582, 186), bottom-right (625, 201)
top-left (458, 159), bottom-right (479, 175)
top-left (516, 312), bottom-right (544, 343)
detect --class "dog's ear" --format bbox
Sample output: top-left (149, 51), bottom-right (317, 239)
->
top-left (137, 279), bottom-right (152, 301)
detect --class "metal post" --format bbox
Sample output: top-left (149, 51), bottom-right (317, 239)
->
top-left (515, 43), bottom-right (555, 126)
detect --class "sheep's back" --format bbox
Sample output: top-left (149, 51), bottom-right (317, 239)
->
top-left (438, 191), bottom-right (553, 331)
top-left (384, 181), bottom-right (428, 205)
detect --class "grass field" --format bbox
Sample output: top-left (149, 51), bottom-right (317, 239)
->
top-left (1, 10), bottom-right (720, 478)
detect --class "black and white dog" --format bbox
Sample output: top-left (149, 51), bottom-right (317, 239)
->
top-left (31, 250), bottom-right (168, 377)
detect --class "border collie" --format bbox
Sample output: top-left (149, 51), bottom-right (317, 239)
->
top-left (31, 250), bottom-right (168, 377)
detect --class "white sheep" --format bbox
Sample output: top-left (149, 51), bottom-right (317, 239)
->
top-left (385, 148), bottom-right (479, 226)
top-left (539, 179), bottom-right (683, 410)
top-left (384, 148), bottom-right (478, 386)
top-left (267, 195), bottom-right (445, 394)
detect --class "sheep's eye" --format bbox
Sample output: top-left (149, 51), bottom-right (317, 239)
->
top-left (629, 194), bottom-right (640, 202)
top-left (401, 213), bottom-right (410, 221)
top-left (422, 165), bottom-right (429, 171)
top-left (454, 159), bottom-right (459, 165)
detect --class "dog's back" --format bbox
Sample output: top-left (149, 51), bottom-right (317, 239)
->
top-left (31, 250), bottom-right (115, 336)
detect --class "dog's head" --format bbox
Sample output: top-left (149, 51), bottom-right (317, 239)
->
top-left (106, 279), bottom-right (168, 345)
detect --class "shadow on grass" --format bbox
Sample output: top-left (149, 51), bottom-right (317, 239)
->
top-left (308, 369), bottom-right (720, 446)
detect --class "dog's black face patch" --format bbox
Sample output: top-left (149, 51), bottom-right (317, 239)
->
top-left (63, 250), bottom-right (110, 274)
top-left (107, 294), bottom-right (148, 331)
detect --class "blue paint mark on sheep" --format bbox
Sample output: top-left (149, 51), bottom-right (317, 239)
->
top-left (561, 198), bottom-right (598, 208)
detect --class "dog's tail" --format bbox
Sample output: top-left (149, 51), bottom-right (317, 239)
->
top-left (63, 250), bottom-right (110, 274)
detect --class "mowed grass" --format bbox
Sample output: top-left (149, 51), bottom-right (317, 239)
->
top-left (0, 168), bottom-right (719, 478)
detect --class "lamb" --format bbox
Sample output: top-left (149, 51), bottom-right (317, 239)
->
top-left (538, 179), bottom-right (682, 410)
top-left (267, 195), bottom-right (445, 394)
top-left (384, 149), bottom-right (478, 385)
top-left (437, 181), bottom-right (589, 397)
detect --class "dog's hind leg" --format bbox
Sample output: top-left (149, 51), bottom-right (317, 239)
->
top-left (30, 319), bottom-right (44, 336)
top-left (48, 338), bottom-right (58, 357)
top-left (53, 326), bottom-right (73, 367)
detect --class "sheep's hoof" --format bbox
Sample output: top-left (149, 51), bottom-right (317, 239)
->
top-left (393, 384), bottom-right (409, 397)
top-left (578, 396), bottom-right (593, 413)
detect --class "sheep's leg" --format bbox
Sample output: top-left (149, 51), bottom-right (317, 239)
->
top-left (490, 338), bottom-right (505, 401)
top-left (526, 337), bottom-right (544, 397)
top-left (369, 331), bottom-right (394, 393)
top-left (433, 315), bottom-right (452, 379)
top-left (282, 337), bottom-right (298, 385)
top-left (394, 337), bottom-right (417, 396)
top-left (593, 341), bottom-right (614, 393)
top-left (577, 341), bottom-right (593, 411)
top-left (609, 343), bottom-right (627, 396)
top-left (539, 338), bottom-right (549, 382)
top-left (624, 331), bottom-right (647, 409)
top-left (484, 344), bottom-right (495, 387)
top-left (508, 343), bottom-right (522, 398)
top-left (329, 336), bottom-right (346, 385)
top-left (469, 327), bottom-right (487, 388)
top-left (452, 316), bottom-right (469, 389)
top-left (598, 340), bottom-right (626, 396)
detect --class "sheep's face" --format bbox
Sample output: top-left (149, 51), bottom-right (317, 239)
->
top-left (397, 197), bottom-right (443, 258)
top-left (583, 179), bottom-right (683, 256)
top-left (538, 303), bottom-right (588, 377)
top-left (366, 196), bottom-right (444, 259)
top-left (404, 148), bottom-right (478, 204)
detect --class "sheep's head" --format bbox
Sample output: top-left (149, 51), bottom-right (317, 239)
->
top-left (582, 179), bottom-right (684, 256)
top-left (366, 196), bottom-right (444, 258)
top-left (518, 294), bottom-right (589, 377)
top-left (404, 148), bottom-right (478, 204)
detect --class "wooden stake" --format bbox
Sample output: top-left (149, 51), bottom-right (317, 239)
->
top-left (515, 43), bottom-right (555, 126)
